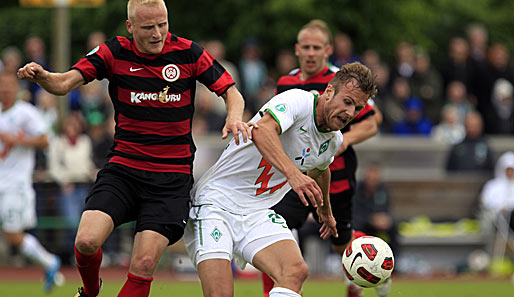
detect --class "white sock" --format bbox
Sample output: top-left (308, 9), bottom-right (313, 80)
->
top-left (269, 287), bottom-right (301, 297)
top-left (20, 233), bottom-right (57, 270)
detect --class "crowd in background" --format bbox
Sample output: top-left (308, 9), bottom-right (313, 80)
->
top-left (0, 21), bottom-right (513, 268)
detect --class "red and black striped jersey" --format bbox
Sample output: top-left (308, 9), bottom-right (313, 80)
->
top-left (275, 66), bottom-right (375, 195)
top-left (72, 32), bottom-right (234, 174)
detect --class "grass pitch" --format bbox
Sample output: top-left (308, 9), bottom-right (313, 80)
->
top-left (1, 278), bottom-right (513, 297)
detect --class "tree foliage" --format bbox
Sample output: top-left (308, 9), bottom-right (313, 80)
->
top-left (1, 0), bottom-right (514, 70)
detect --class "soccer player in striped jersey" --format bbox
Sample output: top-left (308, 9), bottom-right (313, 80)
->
top-left (262, 20), bottom-right (388, 297)
top-left (184, 62), bottom-right (377, 297)
top-left (17, 1), bottom-right (251, 297)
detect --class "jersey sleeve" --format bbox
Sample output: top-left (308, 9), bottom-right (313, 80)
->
top-left (260, 89), bottom-right (308, 134)
top-left (191, 41), bottom-right (235, 96)
top-left (316, 156), bottom-right (334, 171)
top-left (71, 37), bottom-right (117, 83)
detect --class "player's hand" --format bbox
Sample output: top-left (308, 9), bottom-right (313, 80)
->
top-left (317, 207), bottom-right (338, 239)
top-left (0, 132), bottom-right (19, 146)
top-left (222, 119), bottom-right (258, 145)
top-left (17, 62), bottom-right (47, 82)
top-left (289, 173), bottom-right (323, 208)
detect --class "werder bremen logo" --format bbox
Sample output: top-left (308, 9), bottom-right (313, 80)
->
top-left (210, 227), bottom-right (223, 242)
top-left (274, 103), bottom-right (287, 113)
top-left (318, 139), bottom-right (331, 156)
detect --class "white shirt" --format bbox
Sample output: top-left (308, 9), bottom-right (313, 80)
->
top-left (0, 100), bottom-right (46, 187)
top-left (192, 89), bottom-right (343, 214)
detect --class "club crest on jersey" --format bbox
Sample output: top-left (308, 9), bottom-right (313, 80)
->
top-left (318, 139), bottom-right (331, 156)
top-left (274, 103), bottom-right (287, 113)
top-left (162, 64), bottom-right (180, 82)
top-left (295, 148), bottom-right (311, 166)
top-left (86, 45), bottom-right (99, 56)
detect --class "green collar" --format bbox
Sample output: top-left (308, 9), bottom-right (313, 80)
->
top-left (313, 93), bottom-right (330, 133)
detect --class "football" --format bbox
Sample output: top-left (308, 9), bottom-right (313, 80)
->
top-left (341, 236), bottom-right (394, 288)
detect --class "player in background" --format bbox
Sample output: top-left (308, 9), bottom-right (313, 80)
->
top-left (184, 62), bottom-right (377, 297)
top-left (0, 71), bottom-right (63, 292)
top-left (17, 1), bottom-right (251, 297)
top-left (262, 20), bottom-right (389, 297)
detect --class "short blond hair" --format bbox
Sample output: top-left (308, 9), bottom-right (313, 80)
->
top-left (297, 19), bottom-right (333, 45)
top-left (330, 62), bottom-right (378, 99)
top-left (127, 0), bottom-right (166, 21)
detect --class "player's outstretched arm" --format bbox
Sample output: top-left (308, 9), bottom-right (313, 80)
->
top-left (220, 85), bottom-right (256, 145)
top-left (17, 62), bottom-right (85, 96)
top-left (252, 112), bottom-right (323, 208)
top-left (337, 113), bottom-right (377, 156)
top-left (308, 168), bottom-right (338, 239)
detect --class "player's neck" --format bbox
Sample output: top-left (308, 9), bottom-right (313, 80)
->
top-left (299, 66), bottom-right (327, 82)
top-left (1, 100), bottom-right (14, 111)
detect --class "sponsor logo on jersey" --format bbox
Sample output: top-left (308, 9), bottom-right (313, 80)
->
top-left (130, 86), bottom-right (181, 104)
top-left (294, 147), bottom-right (311, 166)
top-left (86, 45), bottom-right (99, 56)
top-left (318, 139), bottom-right (331, 156)
top-left (274, 103), bottom-right (287, 113)
top-left (299, 126), bottom-right (307, 132)
top-left (162, 64), bottom-right (180, 82)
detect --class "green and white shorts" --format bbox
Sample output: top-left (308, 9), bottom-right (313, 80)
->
top-left (184, 204), bottom-right (295, 270)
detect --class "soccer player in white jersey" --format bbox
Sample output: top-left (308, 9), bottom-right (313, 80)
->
top-left (184, 62), bottom-right (377, 297)
top-left (0, 72), bottom-right (62, 292)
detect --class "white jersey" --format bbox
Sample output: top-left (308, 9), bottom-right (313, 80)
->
top-left (0, 100), bottom-right (46, 187)
top-left (192, 89), bottom-right (343, 214)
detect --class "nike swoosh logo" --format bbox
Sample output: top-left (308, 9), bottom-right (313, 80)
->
top-left (130, 67), bottom-right (144, 72)
top-left (350, 252), bottom-right (362, 269)
top-left (300, 126), bottom-right (307, 132)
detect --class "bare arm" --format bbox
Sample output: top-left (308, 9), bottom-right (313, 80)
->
top-left (17, 62), bottom-right (85, 96)
top-left (0, 132), bottom-right (48, 149)
top-left (337, 114), bottom-right (378, 156)
top-left (252, 112), bottom-right (323, 207)
top-left (220, 85), bottom-right (255, 145)
top-left (307, 168), bottom-right (338, 239)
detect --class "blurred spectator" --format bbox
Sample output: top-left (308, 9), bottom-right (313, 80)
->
top-left (78, 78), bottom-right (111, 126)
top-left (431, 105), bottom-right (466, 144)
top-left (87, 31), bottom-right (107, 51)
top-left (353, 162), bottom-right (399, 257)
top-left (361, 49), bottom-right (381, 71)
top-left (33, 89), bottom-right (59, 179)
top-left (473, 43), bottom-right (514, 130)
top-left (480, 151), bottom-right (514, 260)
top-left (466, 23), bottom-right (489, 64)
top-left (443, 80), bottom-right (474, 125)
top-left (1, 46), bottom-right (23, 74)
top-left (440, 37), bottom-right (476, 95)
top-left (274, 49), bottom-right (297, 79)
top-left (194, 85), bottom-right (226, 134)
top-left (24, 36), bottom-right (49, 102)
top-left (445, 111), bottom-right (494, 173)
top-left (239, 37), bottom-right (267, 102)
top-left (382, 77), bottom-right (412, 132)
top-left (410, 48), bottom-right (444, 124)
top-left (47, 113), bottom-right (96, 256)
top-left (328, 32), bottom-right (359, 68)
top-left (392, 41), bottom-right (415, 79)
top-left (485, 78), bottom-right (514, 135)
top-left (391, 96), bottom-right (433, 135)
top-left (481, 151), bottom-right (514, 219)
top-left (88, 113), bottom-right (115, 170)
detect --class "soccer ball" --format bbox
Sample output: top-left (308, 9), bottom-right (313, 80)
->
top-left (342, 236), bottom-right (394, 288)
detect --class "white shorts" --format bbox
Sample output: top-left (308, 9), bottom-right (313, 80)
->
top-left (0, 184), bottom-right (37, 232)
top-left (184, 205), bottom-right (295, 270)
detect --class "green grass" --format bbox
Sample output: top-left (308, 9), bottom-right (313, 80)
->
top-left (0, 279), bottom-right (513, 297)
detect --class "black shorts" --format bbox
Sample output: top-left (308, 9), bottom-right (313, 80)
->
top-left (272, 189), bottom-right (353, 246)
top-left (85, 163), bottom-right (193, 245)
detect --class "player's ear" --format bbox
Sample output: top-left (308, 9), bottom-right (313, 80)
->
top-left (325, 84), bottom-right (334, 99)
top-left (126, 20), bottom-right (133, 34)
